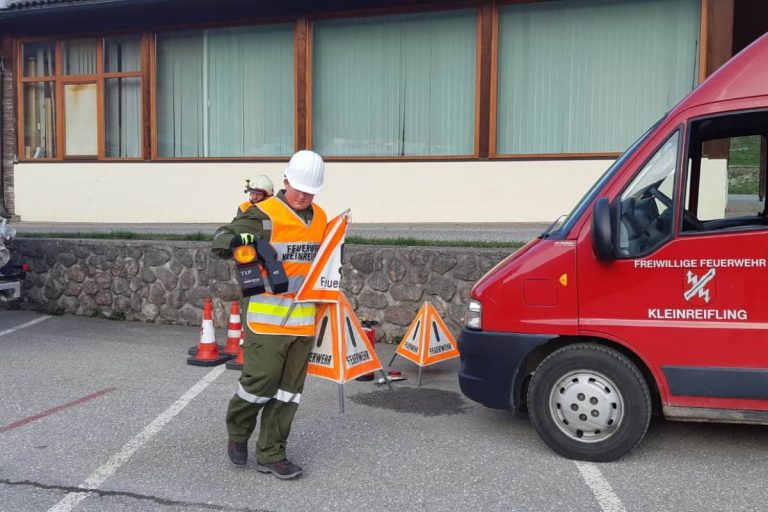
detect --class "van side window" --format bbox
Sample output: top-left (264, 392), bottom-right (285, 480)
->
top-left (617, 131), bottom-right (679, 257)
top-left (683, 111), bottom-right (768, 233)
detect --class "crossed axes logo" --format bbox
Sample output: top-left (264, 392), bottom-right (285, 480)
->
top-left (684, 268), bottom-right (716, 306)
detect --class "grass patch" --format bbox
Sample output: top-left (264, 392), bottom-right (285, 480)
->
top-left (19, 231), bottom-right (526, 249)
top-left (728, 166), bottom-right (760, 195)
top-left (727, 136), bottom-right (761, 194)
top-left (345, 235), bottom-right (524, 249)
top-left (21, 231), bottom-right (213, 241)
top-left (728, 136), bottom-right (761, 167)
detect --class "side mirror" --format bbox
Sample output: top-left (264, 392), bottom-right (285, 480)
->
top-left (592, 197), bottom-right (615, 262)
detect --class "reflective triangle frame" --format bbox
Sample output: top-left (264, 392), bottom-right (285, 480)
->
top-left (391, 302), bottom-right (459, 384)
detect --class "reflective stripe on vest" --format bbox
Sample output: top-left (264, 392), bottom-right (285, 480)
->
top-left (248, 297), bottom-right (316, 328)
top-left (246, 196), bottom-right (327, 336)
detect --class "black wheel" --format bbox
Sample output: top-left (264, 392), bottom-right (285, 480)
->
top-left (527, 343), bottom-right (651, 462)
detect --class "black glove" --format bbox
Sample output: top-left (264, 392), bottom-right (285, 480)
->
top-left (230, 233), bottom-right (256, 249)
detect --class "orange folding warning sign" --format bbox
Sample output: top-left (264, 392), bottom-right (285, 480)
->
top-left (395, 302), bottom-right (459, 367)
top-left (306, 303), bottom-right (342, 382)
top-left (307, 292), bottom-right (382, 383)
top-left (295, 209), bottom-right (350, 304)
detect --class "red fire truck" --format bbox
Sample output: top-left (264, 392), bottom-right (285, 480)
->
top-left (459, 32), bottom-right (768, 462)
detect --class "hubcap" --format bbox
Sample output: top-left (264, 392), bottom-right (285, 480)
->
top-left (548, 370), bottom-right (624, 443)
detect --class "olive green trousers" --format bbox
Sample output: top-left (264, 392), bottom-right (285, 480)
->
top-left (226, 328), bottom-right (313, 464)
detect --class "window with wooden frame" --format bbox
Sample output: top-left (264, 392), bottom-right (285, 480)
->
top-left (153, 24), bottom-right (295, 158)
top-left (18, 35), bottom-right (145, 161)
top-left (493, 0), bottom-right (700, 158)
top-left (311, 8), bottom-right (478, 158)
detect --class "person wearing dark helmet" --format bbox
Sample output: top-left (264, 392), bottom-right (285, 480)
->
top-left (211, 150), bottom-right (327, 479)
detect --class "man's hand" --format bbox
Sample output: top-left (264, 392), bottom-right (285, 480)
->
top-left (230, 233), bottom-right (257, 248)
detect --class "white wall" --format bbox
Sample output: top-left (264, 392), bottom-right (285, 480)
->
top-left (697, 158), bottom-right (729, 220)
top-left (14, 160), bottom-right (613, 223)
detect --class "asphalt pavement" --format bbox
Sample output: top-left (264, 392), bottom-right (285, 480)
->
top-left (11, 222), bottom-right (551, 244)
top-left (2, 311), bottom-right (768, 512)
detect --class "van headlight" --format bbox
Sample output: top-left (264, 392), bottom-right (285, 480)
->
top-left (465, 299), bottom-right (482, 330)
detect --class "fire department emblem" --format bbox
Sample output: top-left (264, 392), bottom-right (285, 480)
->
top-left (683, 268), bottom-right (716, 306)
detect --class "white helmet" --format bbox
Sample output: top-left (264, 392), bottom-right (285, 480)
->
top-left (284, 150), bottom-right (324, 195)
top-left (244, 175), bottom-right (274, 195)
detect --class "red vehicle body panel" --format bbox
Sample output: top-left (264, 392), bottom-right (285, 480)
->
top-left (462, 33), bottom-right (768, 417)
top-left (475, 239), bottom-right (578, 336)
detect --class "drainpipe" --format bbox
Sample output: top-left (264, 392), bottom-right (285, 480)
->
top-left (0, 56), bottom-right (8, 219)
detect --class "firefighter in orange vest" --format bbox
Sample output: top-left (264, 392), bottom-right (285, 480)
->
top-left (239, 175), bottom-right (274, 214)
top-left (211, 150), bottom-right (327, 479)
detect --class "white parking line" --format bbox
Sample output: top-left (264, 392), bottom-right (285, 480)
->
top-left (574, 461), bottom-right (626, 512)
top-left (47, 365), bottom-right (226, 512)
top-left (0, 315), bottom-right (51, 337)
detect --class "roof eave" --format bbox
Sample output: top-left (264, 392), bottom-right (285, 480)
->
top-left (0, 0), bottom-right (180, 20)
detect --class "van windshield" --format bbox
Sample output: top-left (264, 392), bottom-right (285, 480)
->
top-left (541, 117), bottom-right (664, 239)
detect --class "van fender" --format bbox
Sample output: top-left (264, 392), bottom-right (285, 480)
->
top-left (576, 330), bottom-right (666, 406)
top-left (520, 332), bottom-right (665, 411)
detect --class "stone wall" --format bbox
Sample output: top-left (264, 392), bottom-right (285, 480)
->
top-left (9, 238), bottom-right (512, 340)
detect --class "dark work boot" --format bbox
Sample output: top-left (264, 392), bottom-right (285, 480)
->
top-left (227, 440), bottom-right (248, 467)
top-left (255, 459), bottom-right (303, 479)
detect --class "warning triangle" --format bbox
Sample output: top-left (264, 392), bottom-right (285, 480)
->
top-left (307, 292), bottom-right (382, 383)
top-left (394, 302), bottom-right (459, 367)
top-left (394, 308), bottom-right (425, 365)
top-left (423, 304), bottom-right (460, 365)
top-left (340, 294), bottom-right (382, 381)
top-left (307, 304), bottom-right (342, 382)
top-left (295, 210), bottom-right (349, 304)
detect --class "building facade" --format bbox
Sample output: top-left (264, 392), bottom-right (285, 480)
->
top-left (0, 0), bottom-right (761, 223)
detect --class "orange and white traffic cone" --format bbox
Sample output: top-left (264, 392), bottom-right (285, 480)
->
top-left (187, 298), bottom-right (228, 366)
top-left (222, 301), bottom-right (242, 358)
top-left (226, 331), bottom-right (244, 371)
top-left (187, 300), bottom-right (224, 356)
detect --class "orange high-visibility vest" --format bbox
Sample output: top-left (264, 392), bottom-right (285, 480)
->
top-left (238, 201), bottom-right (252, 213)
top-left (246, 196), bottom-right (327, 336)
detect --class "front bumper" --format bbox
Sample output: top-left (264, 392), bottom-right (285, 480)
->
top-left (0, 264), bottom-right (26, 301)
top-left (458, 327), bottom-right (552, 410)
top-left (0, 280), bottom-right (20, 300)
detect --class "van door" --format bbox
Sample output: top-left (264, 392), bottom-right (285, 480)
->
top-left (578, 108), bottom-right (768, 415)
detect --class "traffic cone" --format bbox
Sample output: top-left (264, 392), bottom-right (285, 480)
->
top-left (226, 331), bottom-right (244, 371)
top-left (187, 298), bottom-right (228, 366)
top-left (188, 301), bottom-right (225, 356)
top-left (222, 301), bottom-right (242, 358)
top-left (187, 315), bottom-right (224, 356)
